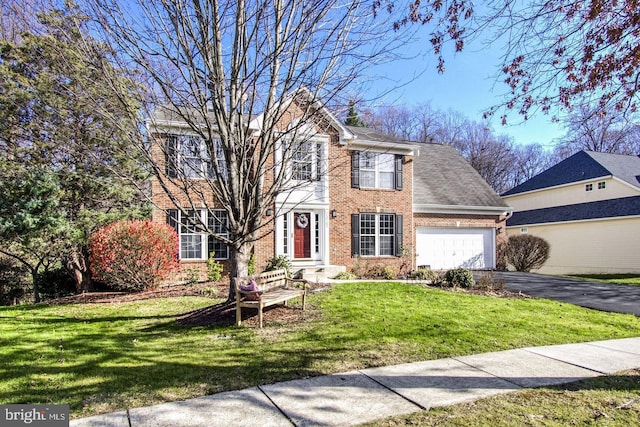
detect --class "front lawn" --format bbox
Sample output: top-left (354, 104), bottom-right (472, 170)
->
top-left (363, 370), bottom-right (640, 426)
top-left (567, 274), bottom-right (640, 287)
top-left (1, 282), bottom-right (639, 418)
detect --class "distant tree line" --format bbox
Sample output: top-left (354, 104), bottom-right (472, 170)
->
top-left (357, 103), bottom-right (640, 194)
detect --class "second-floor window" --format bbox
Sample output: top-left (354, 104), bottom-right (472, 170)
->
top-left (166, 134), bottom-right (227, 180)
top-left (351, 151), bottom-right (403, 190)
top-left (289, 141), bottom-right (322, 182)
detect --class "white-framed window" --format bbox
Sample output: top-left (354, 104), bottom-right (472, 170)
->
top-left (520, 227), bottom-right (528, 234)
top-left (352, 151), bottom-right (402, 190)
top-left (585, 183), bottom-right (593, 191)
top-left (353, 213), bottom-right (401, 257)
top-left (166, 134), bottom-right (227, 180)
top-left (289, 140), bottom-right (322, 182)
top-left (167, 209), bottom-right (229, 260)
top-left (359, 152), bottom-right (394, 189)
top-left (598, 181), bottom-right (606, 190)
top-left (292, 141), bottom-right (314, 181)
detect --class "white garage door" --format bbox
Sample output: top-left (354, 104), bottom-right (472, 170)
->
top-left (416, 228), bottom-right (495, 270)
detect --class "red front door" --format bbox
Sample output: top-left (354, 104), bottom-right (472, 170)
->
top-left (294, 212), bottom-right (311, 258)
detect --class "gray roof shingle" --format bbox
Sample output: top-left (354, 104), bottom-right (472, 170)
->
top-left (508, 195), bottom-right (640, 226)
top-left (413, 143), bottom-right (510, 209)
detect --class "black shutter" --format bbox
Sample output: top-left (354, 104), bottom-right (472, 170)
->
top-left (395, 155), bottom-right (403, 190)
top-left (351, 151), bottom-right (360, 188)
top-left (395, 214), bottom-right (403, 257)
top-left (166, 209), bottom-right (178, 233)
top-left (351, 214), bottom-right (360, 256)
top-left (166, 135), bottom-right (178, 178)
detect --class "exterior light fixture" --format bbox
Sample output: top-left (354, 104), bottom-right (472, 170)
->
top-left (331, 209), bottom-right (337, 218)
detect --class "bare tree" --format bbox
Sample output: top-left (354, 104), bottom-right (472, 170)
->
top-left (509, 143), bottom-right (554, 190)
top-left (85, 0), bottom-right (409, 298)
top-left (555, 104), bottom-right (640, 160)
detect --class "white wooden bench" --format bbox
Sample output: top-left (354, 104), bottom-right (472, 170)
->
top-left (234, 269), bottom-right (308, 328)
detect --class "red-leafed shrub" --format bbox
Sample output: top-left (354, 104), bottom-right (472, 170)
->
top-left (90, 220), bottom-right (179, 291)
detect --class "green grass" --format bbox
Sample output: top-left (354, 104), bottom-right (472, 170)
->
top-left (567, 274), bottom-right (640, 287)
top-left (1, 282), bottom-right (639, 419)
top-left (363, 370), bottom-right (640, 426)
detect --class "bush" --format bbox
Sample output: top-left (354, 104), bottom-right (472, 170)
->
top-left (36, 268), bottom-right (77, 300)
top-left (89, 220), bottom-right (179, 292)
top-left (264, 255), bottom-right (292, 275)
top-left (334, 271), bottom-right (356, 280)
top-left (0, 256), bottom-right (27, 305)
top-left (504, 235), bottom-right (550, 272)
top-left (247, 253), bottom-right (257, 276)
top-left (409, 268), bottom-right (443, 284)
top-left (381, 265), bottom-right (398, 280)
top-left (207, 254), bottom-right (224, 282)
top-left (444, 268), bottom-right (475, 288)
top-left (475, 271), bottom-right (505, 291)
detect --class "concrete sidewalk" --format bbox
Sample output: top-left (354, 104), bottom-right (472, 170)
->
top-left (71, 337), bottom-right (640, 427)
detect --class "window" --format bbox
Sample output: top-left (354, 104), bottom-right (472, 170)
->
top-left (166, 134), bottom-right (227, 180)
top-left (352, 151), bottom-right (402, 190)
top-left (520, 227), bottom-right (528, 234)
top-left (167, 209), bottom-right (229, 260)
top-left (290, 141), bottom-right (322, 181)
top-left (598, 181), bottom-right (606, 190)
top-left (585, 183), bottom-right (593, 191)
top-left (352, 213), bottom-right (403, 257)
top-left (208, 210), bottom-right (229, 260)
top-left (292, 141), bottom-right (313, 181)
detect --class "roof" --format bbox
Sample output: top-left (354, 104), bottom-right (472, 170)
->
top-left (413, 143), bottom-right (510, 212)
top-left (503, 151), bottom-right (640, 196)
top-left (508, 195), bottom-right (640, 226)
top-left (345, 125), bottom-right (417, 154)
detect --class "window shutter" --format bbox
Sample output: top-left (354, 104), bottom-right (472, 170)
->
top-left (166, 209), bottom-right (178, 233)
top-left (316, 143), bottom-right (322, 181)
top-left (351, 214), bottom-right (360, 256)
top-left (166, 135), bottom-right (178, 178)
top-left (395, 155), bottom-right (403, 190)
top-left (351, 151), bottom-right (360, 188)
top-left (395, 214), bottom-right (403, 257)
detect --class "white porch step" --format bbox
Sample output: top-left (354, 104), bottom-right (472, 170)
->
top-left (294, 265), bottom-right (346, 282)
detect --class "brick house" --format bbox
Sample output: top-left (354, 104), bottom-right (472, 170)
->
top-left (149, 92), bottom-right (510, 280)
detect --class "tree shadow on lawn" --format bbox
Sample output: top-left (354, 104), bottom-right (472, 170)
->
top-left (0, 300), bottom-right (337, 417)
top-left (175, 300), bottom-right (314, 328)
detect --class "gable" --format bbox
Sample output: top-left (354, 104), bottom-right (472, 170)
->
top-left (502, 151), bottom-right (611, 196)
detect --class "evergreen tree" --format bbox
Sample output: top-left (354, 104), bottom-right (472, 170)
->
top-left (0, 5), bottom-right (149, 299)
top-left (345, 100), bottom-right (367, 127)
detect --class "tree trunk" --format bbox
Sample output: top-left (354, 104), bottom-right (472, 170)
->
top-left (228, 241), bottom-right (254, 301)
top-left (66, 248), bottom-right (94, 293)
top-left (31, 271), bottom-right (40, 303)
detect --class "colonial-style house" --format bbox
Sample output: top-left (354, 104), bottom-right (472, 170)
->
top-left (503, 151), bottom-right (640, 274)
top-left (148, 91), bottom-right (511, 280)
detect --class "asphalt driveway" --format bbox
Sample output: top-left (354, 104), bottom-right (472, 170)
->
top-left (489, 271), bottom-right (640, 316)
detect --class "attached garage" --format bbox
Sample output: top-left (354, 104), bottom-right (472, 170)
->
top-left (416, 227), bottom-right (495, 270)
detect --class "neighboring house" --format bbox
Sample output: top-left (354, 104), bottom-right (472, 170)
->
top-left (502, 151), bottom-right (640, 274)
top-left (148, 92), bottom-right (510, 279)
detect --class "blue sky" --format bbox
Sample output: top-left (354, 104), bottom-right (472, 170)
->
top-left (365, 26), bottom-right (566, 149)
